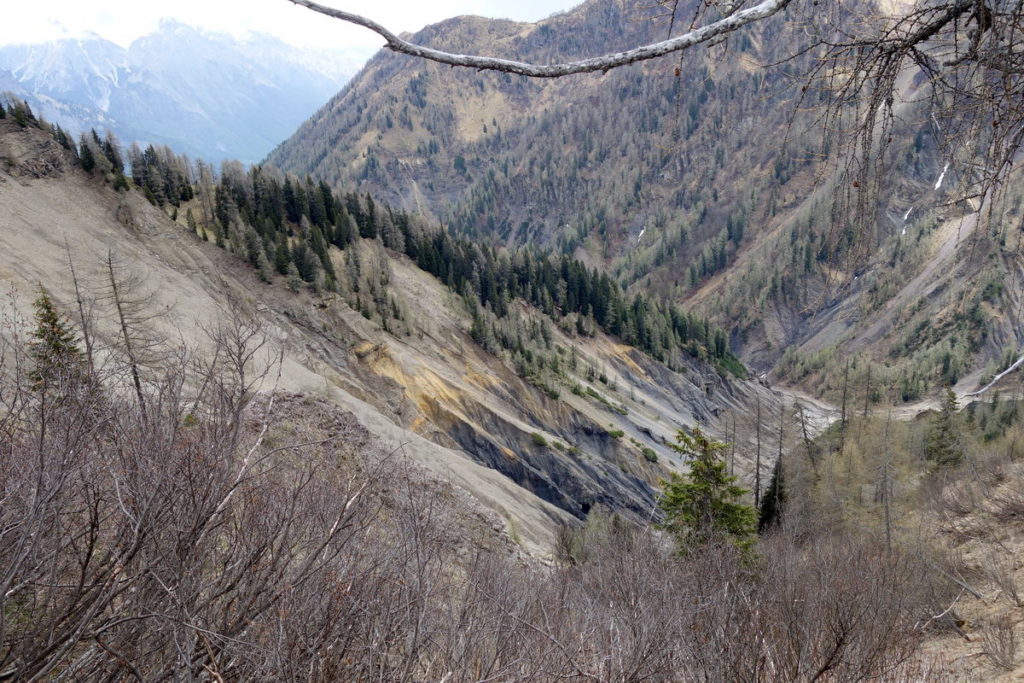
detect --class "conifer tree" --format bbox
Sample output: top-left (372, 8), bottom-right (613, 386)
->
top-left (53, 125), bottom-right (71, 150)
top-left (659, 427), bottom-right (755, 552)
top-left (360, 193), bottom-right (378, 239)
top-left (79, 136), bottom-right (96, 173)
top-left (275, 235), bottom-right (291, 276)
top-left (103, 132), bottom-right (124, 175)
top-left (244, 226), bottom-right (263, 269)
top-left (28, 289), bottom-right (83, 388)
top-left (11, 100), bottom-right (32, 128)
top-left (758, 458), bottom-right (785, 531)
top-left (291, 242), bottom-right (318, 283)
top-left (333, 212), bottom-right (356, 248)
top-left (307, 177), bottom-right (327, 227)
top-left (926, 387), bottom-right (963, 468)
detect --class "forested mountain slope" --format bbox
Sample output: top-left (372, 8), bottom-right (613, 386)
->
top-left (269, 0), bottom-right (796, 252)
top-left (269, 0), bottom-right (1024, 407)
top-left (0, 114), bottom-right (781, 552)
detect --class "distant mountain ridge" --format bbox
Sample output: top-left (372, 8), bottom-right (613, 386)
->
top-left (0, 20), bottom-right (371, 162)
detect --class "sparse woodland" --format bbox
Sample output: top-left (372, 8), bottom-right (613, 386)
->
top-left (9, 0), bottom-right (1024, 674)
top-left (28, 104), bottom-right (742, 385)
top-left (7, 278), bottom-right (1024, 678)
top-left (0, 286), bottom-right (978, 679)
top-left (6, 95), bottom-right (1024, 680)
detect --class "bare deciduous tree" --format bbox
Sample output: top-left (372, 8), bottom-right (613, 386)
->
top-left (0, 270), bottom-right (969, 678)
top-left (99, 249), bottom-right (169, 411)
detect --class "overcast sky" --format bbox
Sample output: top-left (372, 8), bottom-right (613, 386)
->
top-left (0, 0), bottom-right (582, 51)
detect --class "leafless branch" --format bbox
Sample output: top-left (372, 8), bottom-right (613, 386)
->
top-left (286, 0), bottom-right (792, 77)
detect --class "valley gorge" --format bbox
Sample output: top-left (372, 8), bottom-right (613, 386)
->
top-left (5, 0), bottom-right (1024, 677)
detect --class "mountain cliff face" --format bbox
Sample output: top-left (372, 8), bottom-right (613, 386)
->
top-left (269, 0), bottom-right (1024, 406)
top-left (0, 118), bottom-right (783, 553)
top-left (0, 22), bottom-right (368, 162)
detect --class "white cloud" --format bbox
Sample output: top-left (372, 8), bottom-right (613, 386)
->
top-left (0, 0), bottom-right (581, 50)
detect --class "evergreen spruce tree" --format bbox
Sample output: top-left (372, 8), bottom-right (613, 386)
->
top-left (333, 213), bottom-right (356, 248)
top-left (54, 125), bottom-right (71, 150)
top-left (758, 458), bottom-right (786, 531)
top-left (926, 387), bottom-right (963, 467)
top-left (291, 242), bottom-right (318, 283)
top-left (469, 304), bottom-right (489, 347)
top-left (283, 178), bottom-right (301, 223)
top-left (360, 193), bottom-right (378, 239)
top-left (275, 236), bottom-right (291, 275)
top-left (28, 289), bottom-right (83, 388)
top-left (79, 136), bottom-right (96, 173)
top-left (11, 101), bottom-right (32, 128)
top-left (659, 427), bottom-right (756, 552)
top-left (102, 133), bottom-right (124, 175)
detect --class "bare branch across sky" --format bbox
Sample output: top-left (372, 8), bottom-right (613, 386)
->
top-left (286, 0), bottom-right (793, 76)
